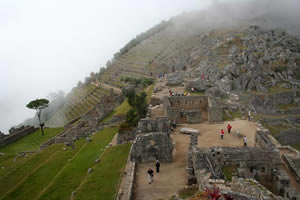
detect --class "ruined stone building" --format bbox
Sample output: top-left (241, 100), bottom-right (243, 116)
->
top-left (162, 96), bottom-right (223, 123)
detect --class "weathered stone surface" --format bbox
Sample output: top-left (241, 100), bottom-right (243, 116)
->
top-left (276, 128), bottom-right (300, 146)
top-left (166, 72), bottom-right (185, 86)
top-left (208, 107), bottom-right (223, 122)
top-left (180, 128), bottom-right (200, 135)
top-left (131, 132), bottom-right (173, 163)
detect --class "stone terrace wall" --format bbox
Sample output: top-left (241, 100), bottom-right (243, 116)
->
top-left (131, 132), bottom-right (173, 163)
top-left (116, 145), bottom-right (136, 200)
top-left (0, 126), bottom-right (38, 148)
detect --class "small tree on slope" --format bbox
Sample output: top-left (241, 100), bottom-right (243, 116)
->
top-left (26, 98), bottom-right (49, 136)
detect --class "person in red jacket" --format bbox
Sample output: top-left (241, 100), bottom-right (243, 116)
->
top-left (227, 124), bottom-right (232, 134)
top-left (220, 129), bottom-right (224, 139)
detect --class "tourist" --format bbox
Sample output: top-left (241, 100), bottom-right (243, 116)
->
top-left (243, 136), bottom-right (248, 147)
top-left (227, 124), bottom-right (232, 134)
top-left (172, 120), bottom-right (177, 129)
top-left (220, 129), bottom-right (224, 139)
top-left (248, 110), bottom-right (251, 121)
top-left (156, 160), bottom-right (160, 173)
top-left (191, 87), bottom-right (195, 93)
top-left (147, 168), bottom-right (154, 184)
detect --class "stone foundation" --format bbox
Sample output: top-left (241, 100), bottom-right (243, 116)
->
top-left (130, 132), bottom-right (173, 163)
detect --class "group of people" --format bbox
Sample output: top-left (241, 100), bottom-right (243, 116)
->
top-left (169, 89), bottom-right (190, 97)
top-left (147, 160), bottom-right (160, 184)
top-left (220, 124), bottom-right (248, 147)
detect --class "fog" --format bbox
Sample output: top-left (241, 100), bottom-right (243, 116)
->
top-left (0, 0), bottom-right (212, 133)
top-left (1, 0), bottom-right (300, 133)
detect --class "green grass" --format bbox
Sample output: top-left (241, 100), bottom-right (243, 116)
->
top-left (2, 141), bottom-right (85, 200)
top-left (74, 143), bottom-right (131, 200)
top-left (223, 111), bottom-right (243, 121)
top-left (291, 144), bottom-right (300, 151)
top-left (0, 144), bottom-right (66, 199)
top-left (278, 104), bottom-right (298, 110)
top-left (146, 84), bottom-right (154, 104)
top-left (222, 166), bottom-right (234, 182)
top-left (0, 127), bottom-right (63, 153)
top-left (37, 126), bottom-right (118, 200)
top-left (185, 90), bottom-right (206, 96)
top-left (102, 99), bottom-right (131, 122)
top-left (268, 85), bottom-right (291, 93)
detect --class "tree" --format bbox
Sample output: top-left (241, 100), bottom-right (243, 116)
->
top-left (26, 98), bottom-right (49, 136)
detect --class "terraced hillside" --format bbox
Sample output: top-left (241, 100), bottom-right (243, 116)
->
top-left (0, 126), bottom-right (130, 200)
top-left (46, 84), bottom-right (109, 127)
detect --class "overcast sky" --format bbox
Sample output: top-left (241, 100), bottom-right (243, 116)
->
top-left (0, 0), bottom-right (214, 133)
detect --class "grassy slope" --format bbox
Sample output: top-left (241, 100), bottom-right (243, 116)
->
top-left (2, 141), bottom-right (85, 200)
top-left (0, 127), bottom-right (63, 153)
top-left (102, 100), bottom-right (131, 122)
top-left (37, 127), bottom-right (118, 200)
top-left (74, 143), bottom-right (131, 200)
top-left (0, 144), bottom-right (65, 199)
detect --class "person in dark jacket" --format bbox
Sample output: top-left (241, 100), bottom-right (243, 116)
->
top-left (156, 160), bottom-right (160, 173)
top-left (227, 124), bottom-right (232, 133)
top-left (147, 168), bottom-right (154, 184)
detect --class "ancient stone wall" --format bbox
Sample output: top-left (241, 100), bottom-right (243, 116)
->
top-left (163, 96), bottom-right (209, 123)
top-left (0, 126), bottom-right (38, 148)
top-left (208, 107), bottom-right (223, 122)
top-left (187, 133), bottom-right (199, 185)
top-left (192, 146), bottom-right (281, 183)
top-left (130, 132), bottom-right (173, 163)
top-left (168, 96), bottom-right (208, 110)
top-left (116, 145), bottom-right (136, 200)
top-left (136, 117), bottom-right (169, 133)
top-left (255, 128), bottom-right (277, 150)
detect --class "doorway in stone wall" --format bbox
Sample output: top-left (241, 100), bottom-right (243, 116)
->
top-left (179, 112), bottom-right (187, 123)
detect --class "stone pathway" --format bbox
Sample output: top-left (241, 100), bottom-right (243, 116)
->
top-left (134, 131), bottom-right (189, 200)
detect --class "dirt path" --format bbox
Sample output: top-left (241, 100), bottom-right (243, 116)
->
top-left (181, 120), bottom-right (257, 148)
top-left (134, 131), bottom-right (189, 200)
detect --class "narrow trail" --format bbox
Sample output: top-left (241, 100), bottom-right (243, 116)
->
top-left (134, 130), bottom-right (189, 200)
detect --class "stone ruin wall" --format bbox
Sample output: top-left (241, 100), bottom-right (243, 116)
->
top-left (117, 117), bottom-right (169, 144)
top-left (0, 125), bottom-right (38, 148)
top-left (130, 132), bottom-right (173, 163)
top-left (163, 96), bottom-right (211, 123)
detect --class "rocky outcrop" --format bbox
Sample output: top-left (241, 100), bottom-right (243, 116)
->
top-left (166, 72), bottom-right (184, 86)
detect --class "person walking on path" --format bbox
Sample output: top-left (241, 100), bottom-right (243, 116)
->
top-left (220, 129), bottom-right (225, 139)
top-left (243, 136), bottom-right (248, 147)
top-left (227, 124), bottom-right (232, 134)
top-left (156, 160), bottom-right (160, 173)
top-left (248, 110), bottom-right (251, 121)
top-left (147, 168), bottom-right (154, 184)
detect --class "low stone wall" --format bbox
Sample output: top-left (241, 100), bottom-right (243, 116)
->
top-left (0, 126), bottom-right (38, 148)
top-left (283, 154), bottom-right (300, 181)
top-left (187, 133), bottom-right (199, 185)
top-left (230, 178), bottom-right (284, 200)
top-left (131, 132), bottom-right (173, 163)
top-left (116, 145), bottom-right (136, 200)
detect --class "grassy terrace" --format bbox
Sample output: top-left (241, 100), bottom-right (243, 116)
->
top-left (0, 127), bottom-right (63, 154)
top-left (74, 143), bottom-right (131, 200)
top-left (0, 126), bottom-right (127, 200)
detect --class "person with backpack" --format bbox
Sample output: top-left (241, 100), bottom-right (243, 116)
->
top-left (147, 168), bottom-right (154, 184)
